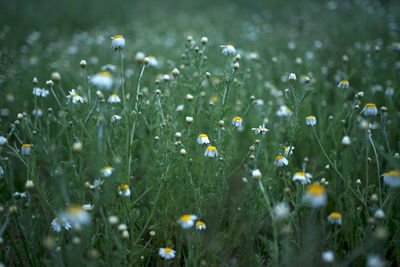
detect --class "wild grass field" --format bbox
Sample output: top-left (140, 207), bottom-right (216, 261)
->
top-left (1, 0), bottom-right (400, 266)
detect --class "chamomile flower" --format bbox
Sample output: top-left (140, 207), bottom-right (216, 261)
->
top-left (61, 205), bottom-right (90, 227)
top-left (322, 251), bottom-right (335, 263)
top-left (111, 114), bottom-right (122, 123)
top-left (220, 45), bottom-right (237, 56)
top-left (197, 134), bottom-right (210, 144)
top-left (159, 247), bottom-right (176, 260)
top-left (90, 71), bottom-right (113, 90)
top-left (67, 89), bottom-right (85, 104)
top-left (274, 155), bottom-right (289, 167)
top-left (361, 103), bottom-right (378, 116)
top-left (252, 169), bottom-right (262, 179)
top-left (196, 221), bottom-right (206, 230)
top-left (272, 202), bottom-right (290, 220)
top-left (288, 73), bottom-right (297, 82)
top-left (111, 35), bottom-right (125, 50)
top-left (204, 146), bottom-right (218, 158)
top-left (176, 104), bottom-right (184, 111)
top-left (0, 136), bottom-right (7, 146)
top-left (337, 80), bottom-right (349, 89)
top-left (108, 94), bottom-right (121, 103)
top-left (82, 204), bottom-right (94, 211)
top-left (13, 192), bottom-right (27, 198)
top-left (178, 214), bottom-right (198, 229)
top-left (251, 125), bottom-right (269, 134)
top-left (232, 116), bottom-right (243, 127)
top-left (292, 172), bottom-right (312, 185)
top-left (382, 170), bottom-right (400, 188)
top-left (276, 106), bottom-right (293, 117)
top-left (306, 116), bottom-right (317, 126)
top-left (385, 87), bottom-right (394, 96)
top-left (117, 184), bottom-right (131, 197)
top-left (147, 56), bottom-right (159, 67)
top-left (341, 136), bottom-right (351, 145)
top-left (21, 144), bottom-right (32, 155)
top-left (303, 183), bottom-right (327, 208)
top-left (32, 87), bottom-right (49, 97)
top-left (51, 217), bottom-right (72, 232)
top-left (89, 179), bottom-right (104, 189)
top-left (100, 166), bottom-right (114, 177)
top-left (32, 108), bottom-right (43, 117)
top-left (284, 146), bottom-right (295, 156)
top-left (327, 212), bottom-right (342, 225)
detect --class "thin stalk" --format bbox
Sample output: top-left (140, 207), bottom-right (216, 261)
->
top-left (368, 132), bottom-right (382, 206)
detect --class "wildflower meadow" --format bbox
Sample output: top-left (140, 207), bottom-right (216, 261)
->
top-left (1, 0), bottom-right (400, 266)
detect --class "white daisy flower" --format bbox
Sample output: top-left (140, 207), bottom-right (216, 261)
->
top-left (111, 35), bottom-right (125, 50)
top-left (306, 116), bottom-right (317, 126)
top-left (341, 136), bottom-right (351, 146)
top-left (89, 179), bottom-right (104, 189)
top-left (0, 136), bottom-right (7, 146)
top-left (108, 94), bottom-right (121, 103)
top-left (100, 166), bottom-right (114, 177)
top-left (118, 184), bottom-right (131, 197)
top-left (284, 146), bottom-right (295, 156)
top-left (13, 192), bottom-right (27, 198)
top-left (303, 183), bottom-right (327, 208)
top-left (178, 214), bottom-right (198, 229)
top-left (327, 212), bottom-right (342, 225)
top-left (147, 56), bottom-right (159, 67)
top-left (197, 134), bottom-right (210, 145)
top-left (51, 217), bottom-right (72, 232)
top-left (111, 115), bottom-right (122, 123)
top-left (361, 103), bottom-right (378, 116)
top-left (382, 170), bottom-right (400, 188)
top-left (90, 71), bottom-right (113, 90)
top-left (32, 108), bottom-right (43, 117)
top-left (82, 204), bottom-right (94, 211)
top-left (60, 205), bottom-right (90, 227)
top-left (21, 144), bottom-right (32, 155)
top-left (292, 172), bottom-right (312, 185)
top-left (251, 125), bottom-right (269, 134)
top-left (252, 169), bottom-right (262, 179)
top-left (274, 155), bottom-right (289, 167)
top-left (196, 221), bottom-right (206, 230)
top-left (288, 73), bottom-right (297, 81)
top-left (220, 44), bottom-right (237, 56)
top-left (272, 202), bottom-right (290, 220)
top-left (185, 116), bottom-right (193, 123)
top-left (276, 106), bottom-right (293, 117)
top-left (176, 104), bottom-right (184, 111)
top-left (337, 80), bottom-right (349, 89)
top-left (232, 116), bottom-right (243, 127)
top-left (159, 247), bottom-right (176, 260)
top-left (204, 146), bottom-right (218, 158)
top-left (67, 89), bottom-right (85, 104)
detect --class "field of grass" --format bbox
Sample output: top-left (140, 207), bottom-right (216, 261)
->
top-left (1, 0), bottom-right (400, 266)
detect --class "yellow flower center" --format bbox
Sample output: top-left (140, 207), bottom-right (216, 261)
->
top-left (118, 186), bottom-right (121, 191)
top-left (199, 134), bottom-right (207, 138)
top-left (111, 94), bottom-right (118, 97)
top-left (212, 78), bottom-right (220, 83)
top-left (389, 170), bottom-right (400, 176)
top-left (275, 155), bottom-right (284, 160)
top-left (112, 35), bottom-right (123, 39)
top-left (123, 184), bottom-right (129, 190)
top-left (22, 144), bottom-right (31, 147)
top-left (67, 205), bottom-right (83, 215)
top-left (340, 80), bottom-right (349, 84)
top-left (164, 248), bottom-right (172, 253)
top-left (306, 116), bottom-right (315, 119)
top-left (307, 183), bottom-right (325, 195)
top-left (329, 212), bottom-right (341, 218)
top-left (72, 94), bottom-right (79, 98)
top-left (211, 95), bottom-right (218, 101)
top-left (233, 116), bottom-right (242, 121)
top-left (180, 214), bottom-right (192, 222)
top-left (196, 221), bottom-right (205, 226)
top-left (102, 166), bottom-right (112, 170)
top-left (207, 146), bottom-right (217, 151)
top-left (99, 71), bottom-right (112, 77)
top-left (365, 103), bottom-right (376, 108)
top-left (296, 172), bottom-right (305, 177)
top-left (284, 146), bottom-right (290, 151)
